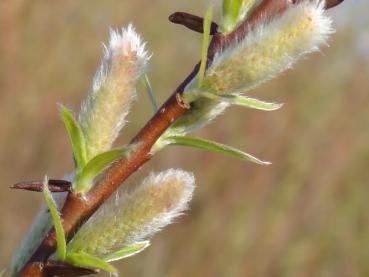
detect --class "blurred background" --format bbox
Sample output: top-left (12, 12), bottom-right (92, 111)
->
top-left (1, 1), bottom-right (368, 276)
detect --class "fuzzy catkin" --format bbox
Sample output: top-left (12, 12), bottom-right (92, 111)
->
top-left (79, 24), bottom-right (150, 160)
top-left (203, 0), bottom-right (333, 94)
top-left (174, 1), bottom-right (332, 135)
top-left (67, 169), bottom-right (195, 257)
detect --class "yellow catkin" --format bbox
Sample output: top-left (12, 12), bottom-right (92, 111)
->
top-left (68, 169), bottom-right (195, 257)
top-left (79, 24), bottom-right (150, 160)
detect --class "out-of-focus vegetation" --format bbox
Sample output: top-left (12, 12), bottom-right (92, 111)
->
top-left (1, 1), bottom-right (368, 276)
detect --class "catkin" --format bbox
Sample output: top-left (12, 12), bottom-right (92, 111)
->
top-left (79, 24), bottom-right (150, 160)
top-left (68, 169), bottom-right (195, 257)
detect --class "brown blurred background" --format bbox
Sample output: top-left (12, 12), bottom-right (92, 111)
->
top-left (1, 1), bottom-right (368, 276)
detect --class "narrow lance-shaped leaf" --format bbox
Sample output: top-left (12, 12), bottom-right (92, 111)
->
top-left (221, 0), bottom-right (243, 33)
top-left (60, 105), bottom-right (87, 170)
top-left (103, 241), bottom-right (150, 262)
top-left (201, 91), bottom-right (283, 111)
top-left (43, 177), bottom-right (66, 261)
top-left (66, 252), bottom-right (117, 275)
top-left (142, 74), bottom-right (158, 112)
top-left (198, 6), bottom-right (213, 88)
top-left (73, 147), bottom-right (130, 194)
top-left (162, 135), bottom-right (270, 165)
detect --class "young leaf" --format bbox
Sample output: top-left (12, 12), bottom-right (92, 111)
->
top-left (66, 252), bottom-right (117, 274)
top-left (73, 147), bottom-right (130, 194)
top-left (43, 176), bottom-right (66, 261)
top-left (198, 6), bottom-right (213, 87)
top-left (103, 241), bottom-right (150, 262)
top-left (162, 135), bottom-right (270, 165)
top-left (142, 74), bottom-right (158, 112)
top-left (222, 0), bottom-right (243, 33)
top-left (201, 91), bottom-right (283, 111)
top-left (59, 105), bottom-right (87, 170)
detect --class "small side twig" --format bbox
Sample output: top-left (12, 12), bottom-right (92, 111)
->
top-left (169, 12), bottom-right (219, 35)
top-left (11, 180), bottom-right (71, 193)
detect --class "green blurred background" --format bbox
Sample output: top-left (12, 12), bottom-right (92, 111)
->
top-left (1, 1), bottom-right (368, 276)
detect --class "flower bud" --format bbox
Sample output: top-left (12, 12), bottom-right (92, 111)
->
top-left (67, 169), bottom-right (195, 258)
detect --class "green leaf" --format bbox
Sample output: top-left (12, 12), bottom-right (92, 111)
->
top-left (74, 147), bottom-right (130, 194)
top-left (66, 252), bottom-right (117, 274)
top-left (198, 6), bottom-right (213, 88)
top-left (43, 177), bottom-right (66, 261)
top-left (103, 241), bottom-right (150, 262)
top-left (163, 135), bottom-right (270, 165)
top-left (59, 105), bottom-right (87, 170)
top-left (142, 74), bottom-right (158, 112)
top-left (222, 0), bottom-right (243, 33)
top-left (201, 91), bottom-right (283, 111)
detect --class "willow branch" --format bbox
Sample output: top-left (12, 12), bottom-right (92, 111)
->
top-left (18, 0), bottom-right (345, 275)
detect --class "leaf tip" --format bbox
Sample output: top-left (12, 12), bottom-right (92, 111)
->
top-left (42, 175), bottom-right (49, 191)
top-left (274, 102), bottom-right (284, 110)
top-left (261, 160), bottom-right (272, 166)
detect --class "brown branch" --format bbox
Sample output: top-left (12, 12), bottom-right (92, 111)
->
top-left (18, 0), bottom-right (345, 276)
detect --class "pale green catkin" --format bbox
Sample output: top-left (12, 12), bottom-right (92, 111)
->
top-left (79, 24), bottom-right (150, 160)
top-left (67, 169), bottom-right (195, 257)
top-left (203, 0), bottom-right (333, 94)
